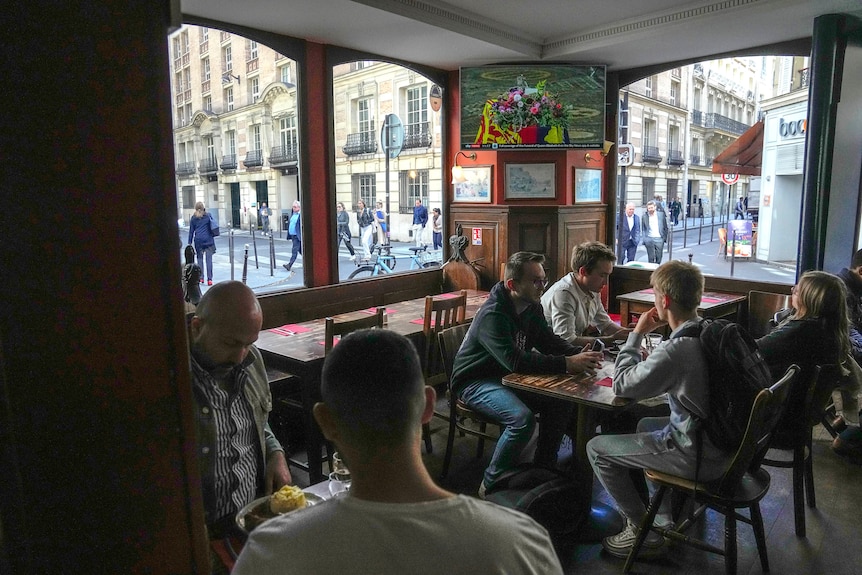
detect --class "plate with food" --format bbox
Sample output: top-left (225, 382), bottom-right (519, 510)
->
top-left (236, 484), bottom-right (324, 534)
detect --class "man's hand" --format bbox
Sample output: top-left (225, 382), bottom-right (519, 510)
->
top-left (264, 451), bottom-right (292, 495)
top-left (565, 350), bottom-right (604, 374)
top-left (634, 306), bottom-right (667, 335)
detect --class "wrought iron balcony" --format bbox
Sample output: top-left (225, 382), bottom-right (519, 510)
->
top-left (402, 122), bottom-right (432, 150)
top-left (243, 149), bottom-right (264, 168)
top-left (642, 146), bottom-right (662, 164)
top-left (690, 110), bottom-right (749, 136)
top-left (221, 155), bottom-right (237, 170)
top-left (270, 143), bottom-right (298, 166)
top-left (690, 155), bottom-right (702, 166)
top-left (666, 149), bottom-right (685, 166)
top-left (199, 158), bottom-right (219, 175)
top-left (342, 131), bottom-right (377, 156)
top-left (176, 161), bottom-right (196, 176)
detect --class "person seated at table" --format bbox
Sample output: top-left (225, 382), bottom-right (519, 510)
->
top-left (451, 251), bottom-right (604, 498)
top-left (541, 241), bottom-right (631, 347)
top-left (756, 271), bottom-right (849, 429)
top-left (586, 260), bottom-right (732, 560)
top-left (234, 329), bottom-right (564, 575)
top-left (835, 249), bottom-right (862, 427)
top-left (189, 281), bottom-right (292, 547)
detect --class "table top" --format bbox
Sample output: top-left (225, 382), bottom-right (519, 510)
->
top-left (502, 360), bottom-right (630, 411)
top-left (256, 289), bottom-right (490, 365)
top-left (617, 288), bottom-right (746, 310)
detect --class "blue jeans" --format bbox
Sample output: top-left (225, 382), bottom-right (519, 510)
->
top-left (196, 244), bottom-right (214, 281)
top-left (286, 236), bottom-right (302, 270)
top-left (459, 378), bottom-right (572, 488)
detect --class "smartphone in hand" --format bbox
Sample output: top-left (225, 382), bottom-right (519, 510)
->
top-left (590, 339), bottom-right (605, 352)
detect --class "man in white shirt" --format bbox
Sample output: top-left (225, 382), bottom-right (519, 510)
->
top-left (542, 241), bottom-right (630, 347)
top-left (641, 200), bottom-right (669, 264)
top-left (234, 329), bottom-right (564, 575)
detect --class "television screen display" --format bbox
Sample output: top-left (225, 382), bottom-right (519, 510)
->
top-left (460, 64), bottom-right (606, 150)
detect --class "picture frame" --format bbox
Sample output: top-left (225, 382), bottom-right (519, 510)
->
top-left (504, 163), bottom-right (556, 199)
top-left (453, 166), bottom-right (493, 203)
top-left (574, 168), bottom-right (603, 203)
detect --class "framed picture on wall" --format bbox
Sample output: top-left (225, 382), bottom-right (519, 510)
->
top-left (505, 163), bottom-right (556, 199)
top-left (453, 166), bottom-right (493, 203)
top-left (574, 168), bottom-right (603, 203)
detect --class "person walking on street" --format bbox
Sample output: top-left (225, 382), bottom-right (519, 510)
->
top-left (282, 201), bottom-right (301, 276)
top-left (259, 202), bottom-right (270, 235)
top-left (374, 201), bottom-right (388, 246)
top-left (431, 207), bottom-right (443, 250)
top-left (642, 200), bottom-right (669, 264)
top-left (619, 203), bottom-right (641, 264)
top-left (188, 201), bottom-right (217, 286)
top-left (669, 198), bottom-right (681, 226)
top-left (734, 197), bottom-right (745, 219)
top-left (336, 202), bottom-right (356, 261)
top-left (356, 200), bottom-right (374, 259)
top-left (412, 199), bottom-right (428, 247)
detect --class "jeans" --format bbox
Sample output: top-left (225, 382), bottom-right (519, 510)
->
top-left (285, 236), bottom-right (302, 270)
top-left (643, 238), bottom-right (664, 264)
top-left (587, 417), bottom-right (729, 526)
top-left (433, 231), bottom-right (442, 250)
top-left (622, 242), bottom-right (637, 264)
top-left (196, 244), bottom-right (215, 281)
top-left (459, 378), bottom-right (572, 488)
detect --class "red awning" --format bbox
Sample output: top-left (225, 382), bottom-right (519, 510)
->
top-left (711, 120), bottom-right (764, 176)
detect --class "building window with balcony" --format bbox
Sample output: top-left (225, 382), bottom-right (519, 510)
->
top-left (667, 125), bottom-right (684, 166)
top-left (271, 116), bottom-right (298, 165)
top-left (343, 98), bottom-right (377, 155)
top-left (352, 174), bottom-right (376, 208)
top-left (222, 130), bottom-right (237, 170)
top-left (244, 125), bottom-right (264, 168)
top-left (225, 87), bottom-right (234, 111)
top-left (642, 118), bottom-right (661, 164)
top-left (200, 136), bottom-right (218, 174)
top-left (399, 170), bottom-right (428, 213)
top-left (403, 85), bottom-right (431, 150)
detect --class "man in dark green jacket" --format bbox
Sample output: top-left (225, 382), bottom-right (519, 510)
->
top-left (451, 252), bottom-right (604, 496)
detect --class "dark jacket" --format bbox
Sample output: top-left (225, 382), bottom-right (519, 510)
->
top-left (838, 267), bottom-right (862, 358)
top-left (287, 212), bottom-right (302, 240)
top-left (450, 281), bottom-right (579, 396)
top-left (620, 213), bottom-right (641, 248)
top-left (336, 209), bottom-right (351, 238)
top-left (413, 204), bottom-right (428, 226)
top-left (641, 210), bottom-right (668, 242)
top-left (757, 317), bottom-right (841, 426)
top-left (188, 212), bottom-right (216, 249)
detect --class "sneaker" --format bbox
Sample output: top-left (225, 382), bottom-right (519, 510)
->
top-left (199, 278), bottom-right (204, 284)
top-left (602, 520), bottom-right (667, 559)
top-left (282, 264), bottom-right (291, 272)
top-left (207, 280), bottom-right (213, 286)
top-left (477, 481), bottom-right (488, 500)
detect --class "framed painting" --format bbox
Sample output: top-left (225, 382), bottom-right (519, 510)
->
top-left (574, 168), bottom-right (603, 203)
top-left (453, 166), bottom-right (493, 203)
top-left (505, 163), bottom-right (556, 199)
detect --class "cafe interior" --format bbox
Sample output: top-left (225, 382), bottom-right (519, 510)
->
top-left (3, 0), bottom-right (862, 573)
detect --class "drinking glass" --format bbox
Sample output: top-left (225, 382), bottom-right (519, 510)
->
top-left (645, 333), bottom-right (663, 354)
top-left (328, 452), bottom-right (351, 497)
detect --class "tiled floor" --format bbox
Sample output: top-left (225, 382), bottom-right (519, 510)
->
top-left (288, 414), bottom-right (862, 575)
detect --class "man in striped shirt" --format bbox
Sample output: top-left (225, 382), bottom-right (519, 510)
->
top-left (189, 281), bottom-right (292, 538)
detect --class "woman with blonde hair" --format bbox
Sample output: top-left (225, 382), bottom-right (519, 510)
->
top-left (187, 201), bottom-right (217, 285)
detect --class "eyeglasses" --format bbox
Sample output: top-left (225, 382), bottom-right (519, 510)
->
top-left (532, 279), bottom-right (549, 290)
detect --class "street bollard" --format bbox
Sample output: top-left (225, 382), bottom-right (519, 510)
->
top-left (229, 228), bottom-right (235, 281)
top-left (688, 252), bottom-right (693, 264)
top-left (269, 234), bottom-right (275, 276)
top-left (242, 244), bottom-right (249, 284)
top-left (251, 227), bottom-right (259, 269)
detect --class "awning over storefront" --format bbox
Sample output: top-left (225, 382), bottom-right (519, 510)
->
top-left (711, 120), bottom-right (764, 176)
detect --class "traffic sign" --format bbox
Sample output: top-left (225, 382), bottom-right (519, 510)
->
top-left (618, 144), bottom-right (634, 167)
top-left (722, 173), bottom-right (739, 185)
top-left (380, 114), bottom-right (404, 159)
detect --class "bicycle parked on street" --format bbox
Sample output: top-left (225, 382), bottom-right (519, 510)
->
top-left (348, 244), bottom-right (439, 279)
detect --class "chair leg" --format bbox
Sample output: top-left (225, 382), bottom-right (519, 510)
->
top-left (623, 485), bottom-right (666, 573)
top-left (804, 436), bottom-right (816, 508)
top-left (422, 422), bottom-right (433, 454)
top-left (793, 445), bottom-right (806, 537)
top-left (439, 417), bottom-right (458, 483)
top-left (750, 503), bottom-right (770, 573)
top-left (724, 508), bottom-right (738, 575)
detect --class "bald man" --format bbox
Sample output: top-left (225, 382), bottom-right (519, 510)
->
top-left (189, 281), bottom-right (291, 539)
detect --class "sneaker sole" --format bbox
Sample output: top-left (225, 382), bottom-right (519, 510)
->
top-left (603, 538), bottom-right (667, 560)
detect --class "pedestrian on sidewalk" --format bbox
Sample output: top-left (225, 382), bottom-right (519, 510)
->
top-left (336, 202), bottom-right (356, 261)
top-left (356, 200), bottom-right (374, 259)
top-left (283, 201), bottom-right (302, 274)
top-left (259, 202), bottom-right (271, 235)
top-left (412, 199), bottom-right (428, 247)
top-left (431, 208), bottom-right (443, 250)
top-left (642, 200), bottom-right (668, 264)
top-left (188, 201), bottom-right (217, 286)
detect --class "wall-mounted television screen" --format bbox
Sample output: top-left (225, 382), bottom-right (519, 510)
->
top-left (460, 64), bottom-right (606, 150)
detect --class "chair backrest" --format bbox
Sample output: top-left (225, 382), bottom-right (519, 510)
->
top-left (803, 363), bottom-right (843, 427)
top-left (746, 290), bottom-right (791, 339)
top-left (324, 307), bottom-right (385, 354)
top-left (423, 291), bottom-right (467, 378)
top-left (715, 364), bottom-right (799, 494)
top-left (437, 322), bottom-right (471, 388)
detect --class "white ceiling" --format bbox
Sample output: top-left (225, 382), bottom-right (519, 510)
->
top-left (183, 0), bottom-right (862, 72)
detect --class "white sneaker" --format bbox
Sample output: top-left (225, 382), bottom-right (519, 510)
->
top-left (602, 519), bottom-right (667, 559)
top-left (477, 481), bottom-right (489, 500)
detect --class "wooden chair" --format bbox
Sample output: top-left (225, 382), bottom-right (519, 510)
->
top-left (324, 307), bottom-right (385, 354)
top-left (437, 322), bottom-right (502, 483)
top-left (717, 227), bottom-right (728, 259)
top-left (746, 290), bottom-right (791, 339)
top-left (624, 365), bottom-right (799, 575)
top-left (421, 290), bottom-right (468, 453)
top-left (761, 363), bottom-right (843, 537)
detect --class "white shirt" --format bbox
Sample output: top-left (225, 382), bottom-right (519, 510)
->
top-left (234, 494), bottom-right (563, 575)
top-left (541, 273), bottom-right (616, 343)
top-left (647, 212), bottom-right (662, 238)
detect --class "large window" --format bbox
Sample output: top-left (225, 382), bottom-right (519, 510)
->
top-left (222, 45), bottom-right (233, 72)
top-left (279, 116), bottom-right (298, 150)
top-left (399, 170), bottom-right (428, 213)
top-left (353, 174), bottom-right (376, 208)
top-left (357, 99), bottom-right (373, 134)
top-left (405, 85), bottom-right (427, 129)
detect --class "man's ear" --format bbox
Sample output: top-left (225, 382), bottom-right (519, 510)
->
top-left (313, 402), bottom-right (339, 442)
top-left (505, 277), bottom-right (515, 291)
top-left (190, 316), bottom-right (202, 339)
top-left (420, 386), bottom-right (437, 425)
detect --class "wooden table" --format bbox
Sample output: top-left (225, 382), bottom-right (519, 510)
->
top-left (617, 288), bottom-right (746, 327)
top-left (256, 289), bottom-right (490, 483)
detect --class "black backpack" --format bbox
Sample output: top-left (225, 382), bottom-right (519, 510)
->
top-left (483, 464), bottom-right (587, 547)
top-left (675, 318), bottom-right (773, 453)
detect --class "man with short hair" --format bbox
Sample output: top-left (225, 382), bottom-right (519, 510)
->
top-left (619, 203), bottom-right (641, 264)
top-left (641, 200), bottom-right (669, 264)
top-left (189, 281), bottom-right (292, 539)
top-left (587, 261), bottom-right (731, 560)
top-left (451, 251), bottom-right (604, 497)
top-left (234, 329), bottom-right (564, 575)
top-left (282, 200), bottom-right (301, 275)
top-left (542, 241), bottom-right (631, 347)
top-left (412, 198), bottom-right (428, 247)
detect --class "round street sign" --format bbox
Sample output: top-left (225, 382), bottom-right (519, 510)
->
top-left (722, 173), bottom-right (739, 185)
top-left (381, 114), bottom-right (404, 159)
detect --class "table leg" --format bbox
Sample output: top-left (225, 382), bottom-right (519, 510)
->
top-left (620, 301), bottom-right (631, 328)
